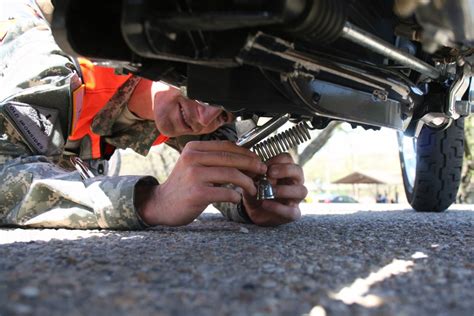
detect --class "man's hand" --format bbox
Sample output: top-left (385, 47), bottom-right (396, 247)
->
top-left (242, 153), bottom-right (307, 226)
top-left (137, 141), bottom-right (267, 226)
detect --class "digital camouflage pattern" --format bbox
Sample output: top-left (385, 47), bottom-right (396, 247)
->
top-left (0, 0), bottom-right (250, 230)
top-left (0, 155), bottom-right (155, 229)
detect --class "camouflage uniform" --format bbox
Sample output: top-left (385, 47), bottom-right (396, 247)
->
top-left (0, 0), bottom-right (250, 230)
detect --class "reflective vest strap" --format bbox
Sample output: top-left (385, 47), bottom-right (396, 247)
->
top-left (69, 58), bottom-right (170, 159)
top-left (69, 58), bottom-right (131, 159)
top-left (153, 134), bottom-right (169, 146)
top-left (89, 133), bottom-right (102, 159)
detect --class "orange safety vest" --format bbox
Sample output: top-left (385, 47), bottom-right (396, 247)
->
top-left (69, 58), bottom-right (169, 159)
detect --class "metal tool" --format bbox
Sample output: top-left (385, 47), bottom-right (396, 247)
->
top-left (236, 114), bottom-right (311, 200)
top-left (70, 156), bottom-right (95, 179)
top-left (236, 114), bottom-right (291, 149)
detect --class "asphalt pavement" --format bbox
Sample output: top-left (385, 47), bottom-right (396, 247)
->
top-left (1, 204), bottom-right (473, 316)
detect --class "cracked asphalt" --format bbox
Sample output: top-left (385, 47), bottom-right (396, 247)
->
top-left (1, 204), bottom-right (473, 316)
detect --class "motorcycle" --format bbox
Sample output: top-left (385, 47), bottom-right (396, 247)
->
top-left (51, 0), bottom-right (474, 211)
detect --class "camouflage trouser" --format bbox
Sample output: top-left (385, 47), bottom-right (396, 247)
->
top-left (0, 155), bottom-right (154, 229)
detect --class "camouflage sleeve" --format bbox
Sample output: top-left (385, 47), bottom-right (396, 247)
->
top-left (0, 1), bottom-right (158, 230)
top-left (166, 124), bottom-right (253, 224)
top-left (0, 156), bottom-right (156, 230)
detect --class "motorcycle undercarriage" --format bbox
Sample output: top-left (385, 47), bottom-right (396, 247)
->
top-left (52, 0), bottom-right (474, 211)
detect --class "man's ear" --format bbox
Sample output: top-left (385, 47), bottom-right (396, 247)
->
top-left (128, 78), bottom-right (154, 120)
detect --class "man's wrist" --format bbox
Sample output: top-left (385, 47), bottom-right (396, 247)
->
top-left (134, 182), bottom-right (160, 226)
top-left (238, 201), bottom-right (254, 224)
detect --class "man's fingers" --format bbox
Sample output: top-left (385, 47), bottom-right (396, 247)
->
top-left (199, 167), bottom-right (257, 196)
top-left (272, 184), bottom-right (308, 201)
top-left (186, 140), bottom-right (260, 158)
top-left (183, 150), bottom-right (266, 175)
top-left (265, 153), bottom-right (294, 165)
top-left (192, 186), bottom-right (242, 205)
top-left (267, 164), bottom-right (305, 184)
top-left (252, 200), bottom-right (301, 225)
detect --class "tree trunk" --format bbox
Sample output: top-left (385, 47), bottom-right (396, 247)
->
top-left (458, 117), bottom-right (474, 203)
top-left (298, 121), bottom-right (342, 167)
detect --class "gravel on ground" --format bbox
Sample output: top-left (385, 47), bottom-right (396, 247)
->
top-left (1, 204), bottom-right (473, 316)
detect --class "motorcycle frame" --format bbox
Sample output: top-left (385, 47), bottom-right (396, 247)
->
top-left (51, 0), bottom-right (473, 137)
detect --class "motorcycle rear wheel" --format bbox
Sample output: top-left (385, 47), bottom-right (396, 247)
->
top-left (397, 119), bottom-right (465, 212)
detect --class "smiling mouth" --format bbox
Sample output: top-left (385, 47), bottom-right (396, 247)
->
top-left (179, 104), bottom-right (193, 131)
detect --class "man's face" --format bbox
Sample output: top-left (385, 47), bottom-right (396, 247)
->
top-left (153, 84), bottom-right (233, 137)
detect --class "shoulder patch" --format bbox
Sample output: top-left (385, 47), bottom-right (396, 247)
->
top-left (2, 101), bottom-right (64, 156)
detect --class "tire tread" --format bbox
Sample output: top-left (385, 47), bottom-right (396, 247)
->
top-left (408, 119), bottom-right (464, 212)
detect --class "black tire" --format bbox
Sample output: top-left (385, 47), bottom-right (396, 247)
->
top-left (398, 118), bottom-right (465, 212)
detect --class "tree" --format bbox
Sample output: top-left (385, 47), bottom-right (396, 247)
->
top-left (297, 121), bottom-right (342, 167)
top-left (458, 116), bottom-right (474, 203)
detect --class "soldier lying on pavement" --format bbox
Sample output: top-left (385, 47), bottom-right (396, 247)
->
top-left (0, 0), bottom-right (307, 230)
